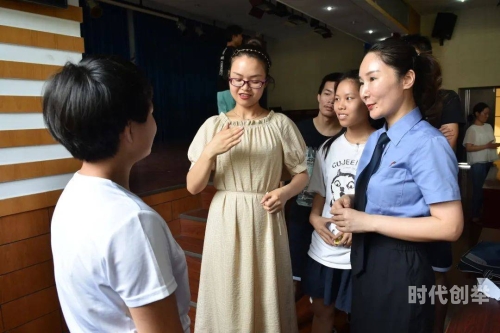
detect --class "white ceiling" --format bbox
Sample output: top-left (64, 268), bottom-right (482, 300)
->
top-left (406, 0), bottom-right (497, 15)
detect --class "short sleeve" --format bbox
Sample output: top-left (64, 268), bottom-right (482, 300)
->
top-left (106, 210), bottom-right (181, 308)
top-left (188, 116), bottom-right (224, 169)
top-left (463, 126), bottom-right (477, 146)
top-left (308, 149), bottom-right (326, 197)
top-left (412, 136), bottom-right (460, 205)
top-left (440, 91), bottom-right (465, 125)
top-left (281, 117), bottom-right (307, 175)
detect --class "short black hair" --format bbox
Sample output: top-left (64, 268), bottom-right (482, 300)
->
top-left (317, 72), bottom-right (343, 95)
top-left (401, 34), bottom-right (433, 54)
top-left (43, 55), bottom-right (153, 162)
top-left (225, 25), bottom-right (243, 42)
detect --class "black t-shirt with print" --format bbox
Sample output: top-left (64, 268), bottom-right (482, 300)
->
top-left (217, 46), bottom-right (236, 92)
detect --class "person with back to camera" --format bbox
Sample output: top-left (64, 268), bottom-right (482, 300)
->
top-left (187, 44), bottom-right (309, 332)
top-left (45, 55), bottom-right (190, 333)
top-left (330, 38), bottom-right (463, 333)
top-left (463, 102), bottom-right (500, 225)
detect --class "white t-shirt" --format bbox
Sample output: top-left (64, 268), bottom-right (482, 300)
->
top-left (307, 134), bottom-right (366, 269)
top-left (463, 124), bottom-right (498, 165)
top-left (51, 173), bottom-right (190, 333)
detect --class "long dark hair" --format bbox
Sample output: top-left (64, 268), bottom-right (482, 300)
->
top-left (467, 102), bottom-right (489, 123)
top-left (368, 38), bottom-right (443, 127)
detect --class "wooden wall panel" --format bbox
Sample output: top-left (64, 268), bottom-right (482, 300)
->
top-left (0, 129), bottom-right (56, 148)
top-left (6, 310), bottom-right (62, 333)
top-left (0, 209), bottom-right (49, 245)
top-left (0, 158), bottom-right (81, 183)
top-left (0, 0), bottom-right (82, 22)
top-left (0, 61), bottom-right (62, 81)
top-left (0, 307), bottom-right (4, 332)
top-left (0, 96), bottom-right (42, 113)
top-left (0, 191), bottom-right (60, 219)
top-left (0, 260), bottom-right (54, 304)
top-left (0, 190), bottom-right (62, 218)
top-left (1, 286), bottom-right (59, 330)
top-left (0, 234), bottom-right (51, 275)
top-left (0, 26), bottom-right (84, 53)
top-left (60, 309), bottom-right (69, 333)
top-left (153, 202), bottom-right (172, 223)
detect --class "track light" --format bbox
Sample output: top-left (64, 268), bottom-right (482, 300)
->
top-left (195, 26), bottom-right (204, 37)
top-left (314, 25), bottom-right (332, 39)
top-left (86, 0), bottom-right (102, 18)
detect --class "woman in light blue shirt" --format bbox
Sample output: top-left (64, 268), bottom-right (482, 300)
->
top-left (330, 39), bottom-right (464, 333)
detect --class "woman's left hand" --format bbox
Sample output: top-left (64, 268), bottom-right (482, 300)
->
top-left (330, 207), bottom-right (371, 233)
top-left (261, 188), bottom-right (288, 214)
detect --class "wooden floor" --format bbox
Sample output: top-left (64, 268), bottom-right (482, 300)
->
top-left (130, 142), bottom-right (191, 196)
top-left (131, 143), bottom-right (494, 332)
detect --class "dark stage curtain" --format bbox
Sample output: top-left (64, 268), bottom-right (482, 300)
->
top-left (80, 1), bottom-right (131, 60)
top-left (133, 12), bottom-right (225, 142)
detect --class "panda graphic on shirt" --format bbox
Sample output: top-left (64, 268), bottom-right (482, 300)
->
top-left (330, 169), bottom-right (355, 207)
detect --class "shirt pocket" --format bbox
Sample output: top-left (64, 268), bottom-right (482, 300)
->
top-left (366, 167), bottom-right (407, 211)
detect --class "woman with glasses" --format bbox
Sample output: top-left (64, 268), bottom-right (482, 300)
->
top-left (187, 44), bottom-right (308, 332)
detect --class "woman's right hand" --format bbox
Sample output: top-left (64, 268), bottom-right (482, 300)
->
top-left (204, 123), bottom-right (244, 158)
top-left (310, 216), bottom-right (336, 246)
top-left (486, 140), bottom-right (500, 149)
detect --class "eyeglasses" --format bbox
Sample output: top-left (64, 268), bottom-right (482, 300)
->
top-left (228, 78), bottom-right (267, 89)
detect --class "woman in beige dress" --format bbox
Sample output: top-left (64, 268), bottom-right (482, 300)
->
top-left (187, 44), bottom-right (309, 332)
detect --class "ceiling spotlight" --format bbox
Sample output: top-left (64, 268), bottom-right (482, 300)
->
top-left (287, 14), bottom-right (308, 26)
top-left (250, 0), bottom-right (276, 12)
top-left (368, 30), bottom-right (374, 34)
top-left (314, 25), bottom-right (332, 39)
top-left (326, 6), bottom-right (333, 11)
top-left (86, 0), bottom-right (102, 18)
top-left (459, 0), bottom-right (465, 2)
top-left (177, 20), bottom-right (187, 32)
top-left (195, 26), bottom-right (204, 37)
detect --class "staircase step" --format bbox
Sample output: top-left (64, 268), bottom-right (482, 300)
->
top-left (180, 208), bottom-right (209, 222)
top-left (201, 186), bottom-right (216, 209)
top-left (187, 256), bottom-right (201, 303)
top-left (177, 236), bottom-right (204, 257)
top-left (179, 209), bottom-right (208, 240)
top-left (188, 304), bottom-right (196, 333)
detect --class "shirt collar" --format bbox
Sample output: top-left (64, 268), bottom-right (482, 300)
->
top-left (383, 107), bottom-right (423, 147)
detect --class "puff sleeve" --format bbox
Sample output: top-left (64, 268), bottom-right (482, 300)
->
top-left (280, 116), bottom-right (307, 176)
top-left (187, 116), bottom-right (225, 170)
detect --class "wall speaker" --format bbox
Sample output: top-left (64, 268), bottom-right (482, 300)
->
top-left (432, 12), bottom-right (457, 45)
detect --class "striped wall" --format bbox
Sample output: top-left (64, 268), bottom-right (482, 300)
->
top-left (0, 0), bottom-right (83, 210)
top-left (0, 0), bottom-right (82, 331)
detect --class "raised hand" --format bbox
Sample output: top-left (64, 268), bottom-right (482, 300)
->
top-left (205, 123), bottom-right (244, 158)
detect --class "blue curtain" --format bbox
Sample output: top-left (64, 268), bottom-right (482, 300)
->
top-left (133, 12), bottom-right (225, 142)
top-left (80, 0), bottom-right (130, 60)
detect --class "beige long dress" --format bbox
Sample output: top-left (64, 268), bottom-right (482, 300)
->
top-left (188, 111), bottom-right (306, 333)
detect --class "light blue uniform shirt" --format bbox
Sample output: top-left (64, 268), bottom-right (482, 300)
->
top-left (357, 107), bottom-right (461, 217)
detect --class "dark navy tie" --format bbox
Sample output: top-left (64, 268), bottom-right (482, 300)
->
top-left (351, 132), bottom-right (390, 275)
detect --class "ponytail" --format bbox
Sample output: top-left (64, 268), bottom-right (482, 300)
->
top-left (368, 39), bottom-right (443, 127)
